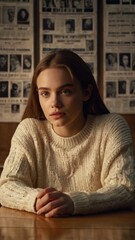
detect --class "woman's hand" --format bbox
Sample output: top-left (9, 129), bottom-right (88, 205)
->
top-left (35, 187), bottom-right (74, 217)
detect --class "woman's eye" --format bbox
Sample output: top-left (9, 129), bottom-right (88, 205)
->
top-left (40, 91), bottom-right (50, 97)
top-left (61, 89), bottom-right (72, 95)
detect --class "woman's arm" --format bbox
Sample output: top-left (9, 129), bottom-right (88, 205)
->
top-left (0, 119), bottom-right (41, 213)
top-left (68, 144), bottom-right (135, 215)
top-left (0, 147), bottom-right (40, 212)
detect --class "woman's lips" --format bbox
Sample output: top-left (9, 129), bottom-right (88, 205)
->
top-left (50, 112), bottom-right (65, 119)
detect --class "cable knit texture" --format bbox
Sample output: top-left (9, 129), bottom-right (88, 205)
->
top-left (0, 113), bottom-right (135, 215)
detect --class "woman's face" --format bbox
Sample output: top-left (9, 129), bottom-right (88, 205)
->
top-left (37, 67), bottom-right (90, 136)
top-left (122, 55), bottom-right (129, 66)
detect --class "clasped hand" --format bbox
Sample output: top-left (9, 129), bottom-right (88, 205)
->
top-left (35, 187), bottom-right (74, 217)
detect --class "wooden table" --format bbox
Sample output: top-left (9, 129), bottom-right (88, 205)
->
top-left (0, 207), bottom-right (135, 240)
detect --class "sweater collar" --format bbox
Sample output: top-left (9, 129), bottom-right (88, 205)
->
top-left (47, 115), bottom-right (94, 148)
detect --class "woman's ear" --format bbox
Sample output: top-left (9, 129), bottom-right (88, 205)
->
top-left (83, 84), bottom-right (93, 101)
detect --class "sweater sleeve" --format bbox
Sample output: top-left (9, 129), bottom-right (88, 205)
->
top-left (68, 114), bottom-right (135, 215)
top-left (0, 119), bottom-right (41, 213)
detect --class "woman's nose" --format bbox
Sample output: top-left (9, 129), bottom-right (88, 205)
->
top-left (51, 93), bottom-right (63, 108)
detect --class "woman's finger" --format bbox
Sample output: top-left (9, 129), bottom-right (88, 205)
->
top-left (36, 187), bottom-right (56, 198)
top-left (37, 198), bottom-right (63, 215)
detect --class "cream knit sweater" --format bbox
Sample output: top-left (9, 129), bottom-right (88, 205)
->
top-left (0, 113), bottom-right (135, 215)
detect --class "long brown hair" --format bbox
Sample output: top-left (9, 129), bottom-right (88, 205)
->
top-left (22, 49), bottom-right (109, 120)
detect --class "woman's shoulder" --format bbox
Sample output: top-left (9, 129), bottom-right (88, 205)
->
top-left (13, 118), bottom-right (48, 140)
top-left (95, 113), bottom-right (132, 141)
top-left (17, 118), bottom-right (43, 130)
top-left (95, 113), bottom-right (127, 124)
top-left (93, 113), bottom-right (130, 133)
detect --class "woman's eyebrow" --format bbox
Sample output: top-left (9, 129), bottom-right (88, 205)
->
top-left (58, 83), bottom-right (74, 89)
top-left (38, 83), bottom-right (74, 91)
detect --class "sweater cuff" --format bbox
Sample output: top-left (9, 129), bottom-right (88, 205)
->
top-left (68, 192), bottom-right (90, 215)
top-left (23, 189), bottom-right (40, 213)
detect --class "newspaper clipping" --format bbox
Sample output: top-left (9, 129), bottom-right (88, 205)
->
top-left (39, 0), bottom-right (97, 81)
top-left (0, 0), bottom-right (34, 122)
top-left (103, 0), bottom-right (135, 114)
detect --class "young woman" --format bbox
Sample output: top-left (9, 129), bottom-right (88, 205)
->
top-left (0, 49), bottom-right (135, 217)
